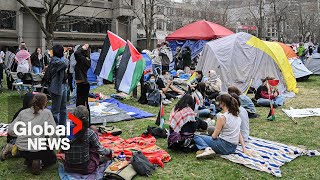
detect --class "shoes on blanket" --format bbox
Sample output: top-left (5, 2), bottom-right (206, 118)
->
top-left (196, 147), bottom-right (216, 159)
top-left (98, 126), bottom-right (122, 136)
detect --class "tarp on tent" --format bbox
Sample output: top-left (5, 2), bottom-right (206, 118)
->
top-left (197, 32), bottom-right (298, 94)
top-left (277, 42), bottom-right (298, 59)
top-left (166, 20), bottom-right (234, 41)
top-left (168, 40), bottom-right (209, 59)
top-left (88, 52), bottom-right (100, 83)
top-left (305, 53), bottom-right (320, 75)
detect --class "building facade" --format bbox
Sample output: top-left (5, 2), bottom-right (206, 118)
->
top-left (0, 0), bottom-right (138, 52)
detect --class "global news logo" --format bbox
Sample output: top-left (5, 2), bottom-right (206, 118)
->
top-left (12, 112), bottom-right (82, 151)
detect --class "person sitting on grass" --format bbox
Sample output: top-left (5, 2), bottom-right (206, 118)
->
top-left (1, 92), bottom-right (35, 161)
top-left (205, 70), bottom-right (222, 100)
top-left (194, 94), bottom-right (248, 158)
top-left (254, 77), bottom-right (284, 107)
top-left (156, 70), bottom-right (184, 100)
top-left (208, 93), bottom-right (250, 143)
top-left (228, 86), bottom-right (259, 118)
top-left (167, 94), bottom-right (207, 152)
top-left (64, 105), bottom-right (112, 175)
top-left (8, 93), bottom-right (57, 175)
top-left (192, 82), bottom-right (215, 119)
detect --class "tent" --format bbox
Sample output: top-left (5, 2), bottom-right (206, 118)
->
top-left (166, 20), bottom-right (234, 59)
top-left (275, 42), bottom-right (312, 80)
top-left (305, 53), bottom-right (320, 75)
top-left (197, 32), bottom-right (298, 94)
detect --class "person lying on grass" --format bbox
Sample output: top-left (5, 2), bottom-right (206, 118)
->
top-left (167, 94), bottom-right (207, 152)
top-left (1, 92), bottom-right (34, 161)
top-left (194, 94), bottom-right (248, 158)
top-left (8, 93), bottom-right (57, 175)
top-left (228, 86), bottom-right (259, 118)
top-left (254, 77), bottom-right (284, 107)
top-left (64, 105), bottom-right (112, 175)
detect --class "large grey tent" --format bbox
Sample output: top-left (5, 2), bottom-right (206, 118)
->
top-left (197, 32), bottom-right (298, 93)
top-left (305, 53), bottom-right (320, 75)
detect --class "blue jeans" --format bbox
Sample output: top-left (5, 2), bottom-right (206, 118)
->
top-left (71, 73), bottom-right (76, 99)
top-left (257, 95), bottom-right (284, 107)
top-left (51, 84), bottom-right (67, 126)
top-left (198, 109), bottom-right (210, 117)
top-left (193, 135), bottom-right (237, 155)
top-left (152, 64), bottom-right (161, 75)
top-left (32, 66), bottom-right (42, 74)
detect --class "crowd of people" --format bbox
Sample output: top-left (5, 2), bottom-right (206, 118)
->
top-left (0, 40), bottom-right (290, 175)
top-left (0, 42), bottom-right (112, 175)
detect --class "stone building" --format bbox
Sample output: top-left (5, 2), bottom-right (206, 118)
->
top-left (0, 0), bottom-right (139, 52)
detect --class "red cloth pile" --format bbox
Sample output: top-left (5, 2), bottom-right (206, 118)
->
top-left (99, 134), bottom-right (171, 168)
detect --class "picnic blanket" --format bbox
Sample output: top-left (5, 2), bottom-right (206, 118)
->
top-left (282, 108), bottom-right (320, 118)
top-left (103, 98), bottom-right (155, 119)
top-left (99, 134), bottom-right (171, 168)
top-left (221, 137), bottom-right (320, 177)
top-left (0, 123), bottom-right (9, 136)
top-left (58, 162), bottom-right (110, 180)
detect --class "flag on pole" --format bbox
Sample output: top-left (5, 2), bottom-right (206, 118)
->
top-left (115, 40), bottom-right (146, 94)
top-left (94, 31), bottom-right (126, 82)
top-left (156, 101), bottom-right (165, 128)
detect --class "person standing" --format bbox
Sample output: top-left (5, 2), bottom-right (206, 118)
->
top-left (150, 44), bottom-right (162, 75)
top-left (297, 43), bottom-right (306, 63)
top-left (69, 45), bottom-right (80, 99)
top-left (182, 46), bottom-right (192, 74)
top-left (159, 42), bottom-right (172, 71)
top-left (0, 48), bottom-right (5, 90)
top-left (30, 48), bottom-right (44, 74)
top-left (48, 44), bottom-right (68, 126)
top-left (74, 44), bottom-right (91, 122)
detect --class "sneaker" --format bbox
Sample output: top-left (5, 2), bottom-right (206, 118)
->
top-left (176, 95), bottom-right (183, 99)
top-left (166, 99), bottom-right (172, 104)
top-left (31, 160), bottom-right (41, 175)
top-left (196, 147), bottom-right (216, 159)
top-left (162, 100), bottom-right (170, 105)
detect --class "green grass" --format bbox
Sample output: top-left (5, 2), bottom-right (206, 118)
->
top-left (0, 76), bottom-right (320, 179)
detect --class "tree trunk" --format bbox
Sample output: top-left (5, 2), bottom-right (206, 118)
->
top-left (146, 30), bottom-right (152, 50)
top-left (277, 22), bottom-right (281, 41)
top-left (46, 34), bottom-right (54, 50)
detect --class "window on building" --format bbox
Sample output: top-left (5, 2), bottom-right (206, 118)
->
top-left (0, 10), bottom-right (16, 30)
top-left (156, 20), bottom-right (163, 30)
top-left (167, 21), bottom-right (173, 31)
top-left (55, 16), bottom-right (111, 33)
top-left (156, 5), bottom-right (164, 14)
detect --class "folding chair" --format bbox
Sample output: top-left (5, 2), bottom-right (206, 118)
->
top-left (31, 73), bottom-right (44, 92)
top-left (20, 73), bottom-right (33, 92)
top-left (10, 72), bottom-right (23, 97)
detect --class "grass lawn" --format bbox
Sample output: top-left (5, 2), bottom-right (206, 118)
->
top-left (0, 76), bottom-right (320, 180)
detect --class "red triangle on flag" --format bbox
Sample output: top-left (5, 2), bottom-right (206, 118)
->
top-left (127, 40), bottom-right (143, 63)
top-left (107, 31), bottom-right (126, 51)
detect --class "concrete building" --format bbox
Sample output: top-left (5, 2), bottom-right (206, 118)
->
top-left (0, 0), bottom-right (139, 52)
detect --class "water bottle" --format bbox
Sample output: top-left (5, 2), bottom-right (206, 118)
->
top-left (118, 151), bottom-right (126, 161)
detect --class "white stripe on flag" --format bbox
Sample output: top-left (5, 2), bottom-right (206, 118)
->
top-left (99, 47), bottom-right (117, 80)
top-left (118, 57), bottom-right (136, 93)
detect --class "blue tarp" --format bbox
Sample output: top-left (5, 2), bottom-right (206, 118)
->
top-left (87, 52), bottom-right (100, 83)
top-left (142, 52), bottom-right (153, 80)
top-left (168, 40), bottom-right (208, 59)
top-left (103, 98), bottom-right (155, 119)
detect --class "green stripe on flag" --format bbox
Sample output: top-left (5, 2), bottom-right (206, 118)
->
top-left (129, 58), bottom-right (146, 93)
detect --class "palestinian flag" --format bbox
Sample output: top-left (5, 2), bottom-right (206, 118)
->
top-left (94, 31), bottom-right (126, 82)
top-left (116, 41), bottom-right (145, 94)
top-left (156, 101), bottom-right (165, 128)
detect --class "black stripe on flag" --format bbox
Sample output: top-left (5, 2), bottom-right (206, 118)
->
top-left (94, 36), bottom-right (110, 76)
top-left (115, 43), bottom-right (130, 91)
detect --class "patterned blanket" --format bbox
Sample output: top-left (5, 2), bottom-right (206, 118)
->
top-left (99, 134), bottom-right (171, 168)
top-left (221, 137), bottom-right (320, 177)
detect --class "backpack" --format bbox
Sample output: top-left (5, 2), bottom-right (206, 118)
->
top-left (131, 151), bottom-right (156, 176)
top-left (146, 82), bottom-right (161, 106)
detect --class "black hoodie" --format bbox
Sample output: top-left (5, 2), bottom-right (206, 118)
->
top-left (74, 48), bottom-right (91, 82)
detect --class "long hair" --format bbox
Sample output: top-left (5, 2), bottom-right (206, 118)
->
top-left (174, 94), bottom-right (195, 111)
top-left (32, 93), bottom-right (47, 114)
top-left (72, 105), bottom-right (90, 142)
top-left (229, 93), bottom-right (241, 107)
top-left (228, 86), bottom-right (242, 96)
top-left (217, 94), bottom-right (239, 116)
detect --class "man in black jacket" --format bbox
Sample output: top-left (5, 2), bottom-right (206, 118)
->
top-left (74, 44), bottom-right (91, 122)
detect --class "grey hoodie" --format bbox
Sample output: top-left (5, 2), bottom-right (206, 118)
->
top-left (48, 56), bottom-right (68, 95)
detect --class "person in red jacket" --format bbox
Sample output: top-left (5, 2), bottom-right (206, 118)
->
top-left (254, 77), bottom-right (284, 107)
